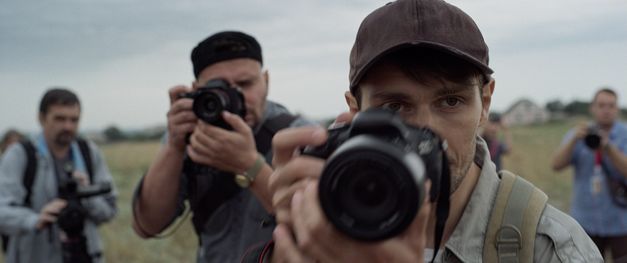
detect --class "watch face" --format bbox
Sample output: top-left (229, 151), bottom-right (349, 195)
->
top-left (235, 174), bottom-right (252, 188)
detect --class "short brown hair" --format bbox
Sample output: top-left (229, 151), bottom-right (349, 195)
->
top-left (592, 87), bottom-right (617, 103)
top-left (39, 88), bottom-right (80, 114)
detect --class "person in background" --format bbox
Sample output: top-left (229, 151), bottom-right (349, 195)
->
top-left (0, 88), bottom-right (117, 263)
top-left (131, 31), bottom-right (314, 262)
top-left (480, 113), bottom-right (512, 171)
top-left (552, 87), bottom-right (627, 262)
top-left (0, 129), bottom-right (24, 156)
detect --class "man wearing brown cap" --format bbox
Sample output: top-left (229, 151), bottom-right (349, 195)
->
top-left (260, 0), bottom-right (603, 262)
top-left (130, 31), bottom-right (314, 262)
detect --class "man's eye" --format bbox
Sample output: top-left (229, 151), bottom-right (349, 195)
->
top-left (381, 102), bottom-right (403, 112)
top-left (440, 97), bottom-right (462, 108)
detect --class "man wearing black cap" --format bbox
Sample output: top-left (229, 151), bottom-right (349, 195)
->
top-left (262, 0), bottom-right (602, 262)
top-left (131, 31), bottom-right (313, 262)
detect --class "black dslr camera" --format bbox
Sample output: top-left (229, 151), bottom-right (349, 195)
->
top-left (57, 175), bottom-right (112, 263)
top-left (302, 109), bottom-right (449, 241)
top-left (584, 125), bottom-right (602, 150)
top-left (178, 78), bottom-right (246, 130)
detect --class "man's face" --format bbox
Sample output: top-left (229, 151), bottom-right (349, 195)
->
top-left (196, 58), bottom-right (269, 128)
top-left (590, 91), bottom-right (619, 127)
top-left (39, 104), bottom-right (81, 147)
top-left (348, 63), bottom-right (492, 190)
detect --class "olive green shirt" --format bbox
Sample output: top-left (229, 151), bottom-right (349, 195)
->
top-left (437, 138), bottom-right (602, 262)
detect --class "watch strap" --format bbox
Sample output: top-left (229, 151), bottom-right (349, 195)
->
top-left (235, 153), bottom-right (265, 188)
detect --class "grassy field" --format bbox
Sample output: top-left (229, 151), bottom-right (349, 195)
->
top-left (98, 142), bottom-right (197, 262)
top-left (502, 120), bottom-right (576, 211)
top-left (1, 120), bottom-right (582, 262)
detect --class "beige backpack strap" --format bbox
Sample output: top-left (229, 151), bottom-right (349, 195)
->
top-left (483, 171), bottom-right (548, 263)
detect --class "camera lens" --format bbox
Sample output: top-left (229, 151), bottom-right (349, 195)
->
top-left (193, 92), bottom-right (225, 123)
top-left (318, 135), bottom-right (425, 241)
top-left (336, 162), bottom-right (398, 225)
top-left (584, 134), bottom-right (601, 150)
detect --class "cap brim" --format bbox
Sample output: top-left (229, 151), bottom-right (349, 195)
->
top-left (350, 41), bottom-right (494, 90)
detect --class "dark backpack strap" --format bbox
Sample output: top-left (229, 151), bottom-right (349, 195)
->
top-left (76, 137), bottom-right (94, 183)
top-left (599, 158), bottom-right (627, 208)
top-left (20, 140), bottom-right (37, 207)
top-left (186, 164), bottom-right (239, 235)
top-left (255, 113), bottom-right (298, 155)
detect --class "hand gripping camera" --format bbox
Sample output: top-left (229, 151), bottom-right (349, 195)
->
top-left (178, 79), bottom-right (247, 175)
top-left (57, 176), bottom-right (112, 263)
top-left (302, 108), bottom-right (449, 241)
top-left (584, 125), bottom-right (602, 150)
top-left (178, 78), bottom-right (247, 130)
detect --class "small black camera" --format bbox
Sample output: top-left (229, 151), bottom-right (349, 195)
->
top-left (302, 108), bottom-right (449, 241)
top-left (178, 79), bottom-right (246, 130)
top-left (584, 125), bottom-right (602, 150)
top-left (57, 177), bottom-right (112, 263)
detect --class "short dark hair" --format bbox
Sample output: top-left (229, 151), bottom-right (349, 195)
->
top-left (39, 88), bottom-right (81, 114)
top-left (592, 87), bottom-right (617, 103)
top-left (352, 47), bottom-right (488, 108)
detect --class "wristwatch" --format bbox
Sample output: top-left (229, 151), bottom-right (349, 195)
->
top-left (234, 153), bottom-right (265, 188)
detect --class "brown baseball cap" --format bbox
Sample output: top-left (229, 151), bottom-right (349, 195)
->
top-left (349, 0), bottom-right (493, 90)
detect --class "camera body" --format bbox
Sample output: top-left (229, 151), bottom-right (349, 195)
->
top-left (178, 79), bottom-right (246, 130)
top-left (302, 108), bottom-right (448, 241)
top-left (584, 125), bottom-right (602, 150)
top-left (57, 178), bottom-right (112, 263)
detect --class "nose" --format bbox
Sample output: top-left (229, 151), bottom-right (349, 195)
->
top-left (63, 119), bottom-right (77, 131)
top-left (405, 107), bottom-right (434, 128)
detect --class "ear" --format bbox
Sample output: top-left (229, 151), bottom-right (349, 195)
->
top-left (344, 91), bottom-right (359, 114)
top-left (263, 70), bottom-right (269, 87)
top-left (479, 78), bottom-right (495, 127)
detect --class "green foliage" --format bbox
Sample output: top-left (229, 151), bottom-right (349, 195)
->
top-left (103, 125), bottom-right (127, 142)
top-left (545, 99), bottom-right (565, 113)
top-left (563, 100), bottom-right (590, 116)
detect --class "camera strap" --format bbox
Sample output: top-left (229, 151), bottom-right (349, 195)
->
top-left (598, 151), bottom-right (627, 208)
top-left (431, 155), bottom-right (451, 263)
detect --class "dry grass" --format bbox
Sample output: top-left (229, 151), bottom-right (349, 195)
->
top-left (502, 120), bottom-right (575, 212)
top-left (99, 141), bottom-right (196, 262)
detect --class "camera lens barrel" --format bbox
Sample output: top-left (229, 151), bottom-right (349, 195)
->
top-left (318, 135), bottom-right (426, 241)
top-left (584, 133), bottom-right (601, 150)
top-left (193, 91), bottom-right (227, 123)
top-left (188, 79), bottom-right (247, 130)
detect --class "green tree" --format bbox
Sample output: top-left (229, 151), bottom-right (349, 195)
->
top-left (563, 100), bottom-right (589, 116)
top-left (104, 125), bottom-right (126, 142)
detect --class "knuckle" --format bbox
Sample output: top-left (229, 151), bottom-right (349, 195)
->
top-left (297, 232), bottom-right (314, 252)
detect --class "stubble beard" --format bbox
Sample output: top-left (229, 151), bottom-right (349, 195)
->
top-left (447, 138), bottom-right (477, 195)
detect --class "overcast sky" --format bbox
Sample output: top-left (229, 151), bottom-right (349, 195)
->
top-left (1, 0), bottom-right (626, 134)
